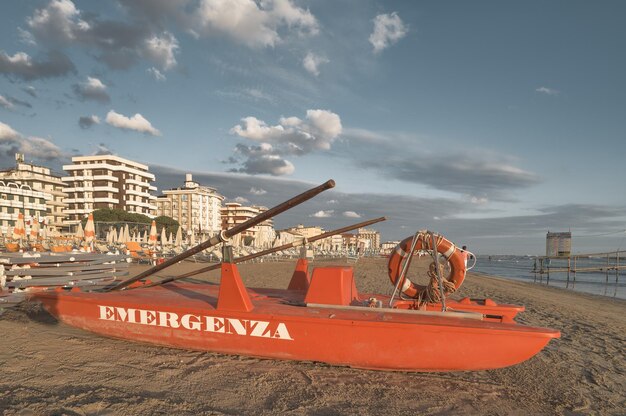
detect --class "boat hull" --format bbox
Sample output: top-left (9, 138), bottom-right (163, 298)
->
top-left (33, 284), bottom-right (559, 372)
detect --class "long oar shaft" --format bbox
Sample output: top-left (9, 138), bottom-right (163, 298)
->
top-left (109, 179), bottom-right (335, 291)
top-left (144, 216), bottom-right (386, 288)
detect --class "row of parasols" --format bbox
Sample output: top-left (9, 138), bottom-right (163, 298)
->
top-left (101, 220), bottom-right (185, 247)
top-left (7, 213), bottom-right (185, 248)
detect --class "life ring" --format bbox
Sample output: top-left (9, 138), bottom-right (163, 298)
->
top-left (387, 232), bottom-right (466, 300)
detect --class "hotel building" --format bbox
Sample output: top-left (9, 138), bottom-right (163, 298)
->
top-left (221, 203), bottom-right (275, 248)
top-left (0, 154), bottom-right (68, 232)
top-left (62, 155), bottom-right (157, 223)
top-left (0, 180), bottom-right (48, 235)
top-left (156, 174), bottom-right (224, 237)
top-left (357, 228), bottom-right (381, 251)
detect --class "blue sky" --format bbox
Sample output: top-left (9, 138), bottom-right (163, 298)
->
top-left (0, 0), bottom-right (625, 254)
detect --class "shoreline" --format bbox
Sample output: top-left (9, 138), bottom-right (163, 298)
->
top-left (1, 258), bottom-right (624, 415)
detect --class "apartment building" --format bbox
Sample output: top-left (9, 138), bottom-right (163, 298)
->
top-left (357, 228), bottom-right (381, 251)
top-left (63, 155), bottom-right (157, 223)
top-left (156, 174), bottom-right (224, 237)
top-left (0, 154), bottom-right (68, 232)
top-left (221, 202), bottom-right (275, 248)
top-left (0, 180), bottom-right (48, 235)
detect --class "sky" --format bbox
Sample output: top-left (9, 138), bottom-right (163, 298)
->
top-left (0, 0), bottom-right (625, 255)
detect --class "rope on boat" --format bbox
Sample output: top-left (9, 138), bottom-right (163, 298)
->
top-left (419, 261), bottom-right (457, 304)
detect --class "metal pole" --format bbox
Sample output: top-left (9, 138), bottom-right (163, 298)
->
top-left (615, 251), bottom-right (619, 283)
top-left (108, 179), bottom-right (335, 291)
top-left (141, 217), bottom-right (386, 289)
top-left (389, 230), bottom-right (421, 307)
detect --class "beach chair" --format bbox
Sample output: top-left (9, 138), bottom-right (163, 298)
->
top-left (124, 241), bottom-right (152, 264)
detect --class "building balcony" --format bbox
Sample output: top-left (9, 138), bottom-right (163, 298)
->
top-left (125, 188), bottom-right (152, 198)
top-left (64, 163), bottom-right (154, 180)
top-left (93, 185), bottom-right (118, 193)
top-left (93, 197), bottom-right (120, 204)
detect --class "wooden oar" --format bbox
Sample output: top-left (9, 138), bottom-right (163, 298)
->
top-left (107, 180), bottom-right (335, 291)
top-left (139, 216), bottom-right (386, 289)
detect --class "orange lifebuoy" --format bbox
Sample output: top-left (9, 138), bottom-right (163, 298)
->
top-left (387, 232), bottom-right (466, 300)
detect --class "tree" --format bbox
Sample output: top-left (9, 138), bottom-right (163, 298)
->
top-left (154, 216), bottom-right (180, 235)
top-left (81, 209), bottom-right (178, 235)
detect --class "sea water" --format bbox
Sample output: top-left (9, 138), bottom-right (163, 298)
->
top-left (471, 256), bottom-right (625, 300)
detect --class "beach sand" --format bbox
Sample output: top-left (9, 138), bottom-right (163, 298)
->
top-left (1, 257), bottom-right (624, 415)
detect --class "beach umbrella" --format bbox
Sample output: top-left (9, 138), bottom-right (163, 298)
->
top-left (111, 228), bottom-right (118, 244)
top-left (29, 218), bottom-right (40, 241)
top-left (12, 212), bottom-right (25, 241)
top-left (76, 222), bottom-right (84, 239)
top-left (175, 227), bottom-right (182, 248)
top-left (149, 220), bottom-right (157, 247)
top-left (124, 224), bottom-right (130, 243)
top-left (41, 220), bottom-right (48, 240)
top-left (167, 231), bottom-right (173, 246)
top-left (141, 229), bottom-right (147, 243)
top-left (84, 213), bottom-right (95, 243)
top-left (160, 227), bottom-right (167, 246)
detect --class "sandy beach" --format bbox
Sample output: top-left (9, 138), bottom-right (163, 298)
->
top-left (1, 257), bottom-right (624, 415)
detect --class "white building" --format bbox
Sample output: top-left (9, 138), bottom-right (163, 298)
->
top-left (156, 174), bottom-right (224, 238)
top-left (0, 154), bottom-right (68, 233)
top-left (0, 181), bottom-right (48, 235)
top-left (221, 203), bottom-right (275, 248)
top-left (62, 155), bottom-right (157, 224)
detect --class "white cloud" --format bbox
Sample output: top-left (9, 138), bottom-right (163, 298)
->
top-left (233, 196), bottom-right (249, 203)
top-left (192, 0), bottom-right (318, 48)
top-left (0, 95), bottom-right (14, 110)
top-left (302, 52), bottom-right (329, 76)
top-left (143, 32), bottom-right (179, 70)
top-left (311, 210), bottom-right (333, 218)
top-left (231, 109), bottom-right (342, 155)
top-left (229, 143), bottom-right (295, 176)
top-left (73, 76), bottom-right (110, 102)
top-left (105, 110), bottom-right (161, 136)
top-left (535, 86), bottom-right (559, 96)
top-left (0, 121), bottom-right (63, 160)
top-left (369, 12), bottom-right (407, 53)
top-left (343, 211), bottom-right (361, 218)
top-left (250, 187), bottom-right (267, 195)
top-left (26, 0), bottom-right (90, 44)
top-left (147, 67), bottom-right (166, 81)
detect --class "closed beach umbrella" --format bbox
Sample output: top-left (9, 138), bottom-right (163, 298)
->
top-left (124, 224), bottom-right (130, 243)
top-left (29, 218), bottom-right (40, 241)
top-left (76, 222), bottom-right (84, 239)
top-left (175, 227), bottom-right (182, 248)
top-left (13, 212), bottom-right (25, 241)
top-left (149, 220), bottom-right (157, 247)
top-left (142, 229), bottom-right (148, 243)
top-left (84, 213), bottom-right (95, 243)
top-left (167, 231), bottom-right (173, 246)
top-left (160, 227), bottom-right (167, 246)
top-left (111, 228), bottom-right (118, 244)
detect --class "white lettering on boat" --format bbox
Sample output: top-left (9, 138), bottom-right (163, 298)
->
top-left (97, 305), bottom-right (293, 340)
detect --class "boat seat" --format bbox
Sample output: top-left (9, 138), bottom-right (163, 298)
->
top-left (304, 267), bottom-right (359, 306)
